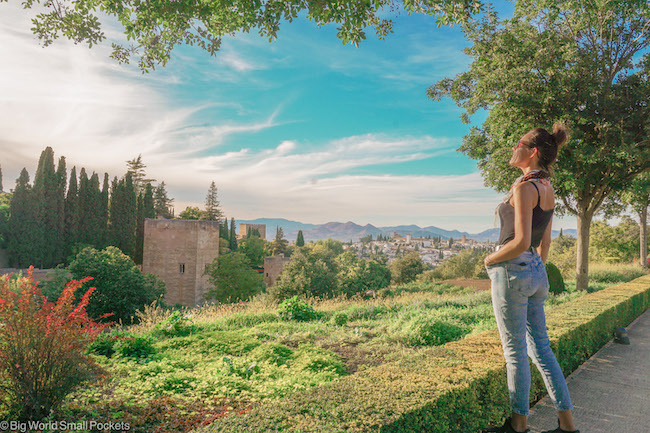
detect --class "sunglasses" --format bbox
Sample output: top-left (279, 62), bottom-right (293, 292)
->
top-left (512, 139), bottom-right (529, 151)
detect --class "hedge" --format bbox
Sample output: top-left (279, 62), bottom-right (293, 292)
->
top-left (199, 275), bottom-right (650, 433)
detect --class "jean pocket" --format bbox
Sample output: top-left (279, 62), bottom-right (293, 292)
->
top-left (505, 262), bottom-right (535, 297)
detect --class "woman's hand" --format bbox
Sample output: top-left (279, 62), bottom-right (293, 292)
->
top-left (484, 255), bottom-right (496, 267)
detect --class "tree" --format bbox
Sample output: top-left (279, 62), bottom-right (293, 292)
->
top-left (389, 252), bottom-right (425, 285)
top-left (429, 1), bottom-right (650, 290)
top-left (64, 167), bottom-right (80, 260)
top-left (229, 217), bottom-right (238, 252)
top-left (269, 247), bottom-right (339, 301)
top-left (7, 169), bottom-right (39, 267)
top-left (239, 235), bottom-right (266, 269)
top-left (205, 252), bottom-right (265, 304)
top-left (9, 1), bottom-right (483, 72)
top-left (335, 251), bottom-right (391, 297)
top-left (0, 163), bottom-right (3, 192)
top-left (178, 206), bottom-right (203, 220)
top-left (66, 246), bottom-right (165, 323)
top-left (33, 147), bottom-right (62, 267)
top-left (272, 226), bottom-right (289, 256)
top-left (153, 181), bottom-right (174, 219)
top-left (108, 174), bottom-right (137, 258)
top-left (203, 181), bottom-right (223, 222)
top-left (0, 193), bottom-right (11, 250)
top-left (589, 217), bottom-right (640, 264)
top-left (296, 230), bottom-right (305, 247)
top-left (126, 154), bottom-right (155, 195)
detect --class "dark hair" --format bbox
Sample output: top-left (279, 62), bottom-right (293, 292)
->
top-left (523, 123), bottom-right (568, 172)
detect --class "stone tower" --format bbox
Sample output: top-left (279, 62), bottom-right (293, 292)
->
top-left (239, 223), bottom-right (267, 240)
top-left (142, 219), bottom-right (220, 307)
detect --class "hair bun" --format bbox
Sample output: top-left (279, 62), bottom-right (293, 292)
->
top-left (551, 123), bottom-right (569, 148)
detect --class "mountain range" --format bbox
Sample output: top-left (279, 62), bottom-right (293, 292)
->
top-left (238, 218), bottom-right (577, 243)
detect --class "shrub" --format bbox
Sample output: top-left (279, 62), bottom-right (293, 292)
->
top-left (66, 246), bottom-right (166, 323)
top-left (154, 311), bottom-right (195, 337)
top-left (269, 248), bottom-right (338, 301)
top-left (589, 263), bottom-right (649, 283)
top-left (431, 249), bottom-right (485, 280)
top-left (389, 252), bottom-right (425, 285)
top-left (277, 296), bottom-right (323, 322)
top-left (406, 319), bottom-right (466, 347)
top-left (0, 267), bottom-right (106, 420)
top-left (335, 252), bottom-right (391, 297)
top-left (114, 334), bottom-right (157, 360)
top-left (205, 252), bottom-right (266, 303)
top-left (546, 262), bottom-right (566, 295)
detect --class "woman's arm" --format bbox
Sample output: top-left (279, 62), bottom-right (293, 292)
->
top-left (484, 182), bottom-right (535, 266)
top-left (536, 214), bottom-right (553, 263)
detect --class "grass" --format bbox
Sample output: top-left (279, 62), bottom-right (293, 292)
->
top-left (54, 274), bottom-right (619, 433)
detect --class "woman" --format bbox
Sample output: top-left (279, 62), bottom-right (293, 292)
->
top-left (482, 124), bottom-right (579, 433)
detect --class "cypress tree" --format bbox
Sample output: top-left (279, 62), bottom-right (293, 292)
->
top-left (54, 156), bottom-right (67, 264)
top-left (229, 217), bottom-right (237, 251)
top-left (220, 217), bottom-right (229, 241)
top-left (143, 183), bottom-right (155, 219)
top-left (33, 147), bottom-right (59, 267)
top-left (99, 173), bottom-right (110, 247)
top-left (135, 192), bottom-right (145, 264)
top-left (108, 174), bottom-right (137, 258)
top-left (87, 172), bottom-right (104, 248)
top-left (108, 176), bottom-right (120, 249)
top-left (0, 163), bottom-right (3, 192)
top-left (77, 168), bottom-right (91, 245)
top-left (64, 167), bottom-right (79, 260)
top-left (8, 169), bottom-right (39, 267)
top-left (296, 230), bottom-right (305, 247)
top-left (126, 154), bottom-right (156, 195)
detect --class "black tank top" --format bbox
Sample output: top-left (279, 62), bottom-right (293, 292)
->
top-left (496, 181), bottom-right (554, 248)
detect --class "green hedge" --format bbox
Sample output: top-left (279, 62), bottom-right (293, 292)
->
top-left (199, 275), bottom-right (650, 433)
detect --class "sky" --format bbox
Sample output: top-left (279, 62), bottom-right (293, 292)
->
top-left (0, 2), bottom-right (587, 233)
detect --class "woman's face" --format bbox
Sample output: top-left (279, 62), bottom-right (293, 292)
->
top-left (509, 132), bottom-right (537, 168)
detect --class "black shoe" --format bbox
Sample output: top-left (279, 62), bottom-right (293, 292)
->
top-left (540, 419), bottom-right (580, 433)
top-left (482, 417), bottom-right (529, 433)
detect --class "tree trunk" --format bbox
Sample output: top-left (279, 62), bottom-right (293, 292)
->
top-left (640, 206), bottom-right (648, 269)
top-left (576, 210), bottom-right (593, 291)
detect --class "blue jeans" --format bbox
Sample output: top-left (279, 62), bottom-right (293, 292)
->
top-left (486, 250), bottom-right (573, 415)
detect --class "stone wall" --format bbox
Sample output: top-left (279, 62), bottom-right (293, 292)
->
top-left (142, 219), bottom-right (220, 307)
top-left (264, 254), bottom-right (290, 287)
top-left (239, 223), bottom-right (267, 240)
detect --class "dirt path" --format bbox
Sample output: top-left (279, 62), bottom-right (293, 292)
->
top-left (440, 279), bottom-right (491, 291)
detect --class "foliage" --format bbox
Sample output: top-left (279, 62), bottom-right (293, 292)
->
top-left (154, 311), bottom-right (196, 337)
top-left (269, 247), bottom-right (338, 301)
top-left (546, 262), bottom-right (566, 295)
top-left (203, 275), bottom-right (650, 432)
top-left (126, 154), bottom-right (156, 195)
top-left (272, 226), bottom-right (289, 256)
top-left (277, 296), bottom-right (324, 322)
top-left (548, 233), bottom-right (577, 278)
top-left (229, 217), bottom-right (238, 252)
top-left (108, 173), bottom-right (137, 258)
top-left (431, 248), bottom-right (486, 280)
top-left (66, 246), bottom-right (165, 323)
top-left (0, 268), bottom-right (106, 420)
top-left (134, 183), bottom-right (155, 265)
top-left (335, 251), bottom-right (391, 296)
top-left (7, 168), bottom-right (40, 268)
top-left (179, 206), bottom-right (204, 220)
top-left (203, 181), bottom-right (223, 222)
top-left (205, 252), bottom-right (265, 304)
top-left (588, 262), bottom-right (649, 284)
top-left (429, 1), bottom-right (650, 290)
top-left (238, 235), bottom-right (266, 269)
top-left (405, 319), bottom-right (466, 347)
top-left (153, 181), bottom-right (174, 219)
top-left (389, 252), bottom-right (425, 285)
top-left (589, 217), bottom-right (641, 263)
top-left (114, 334), bottom-right (157, 360)
top-left (0, 192), bottom-right (10, 249)
top-left (296, 230), bottom-right (305, 247)
top-left (11, 0), bottom-right (484, 72)
top-left (78, 169), bottom-right (108, 251)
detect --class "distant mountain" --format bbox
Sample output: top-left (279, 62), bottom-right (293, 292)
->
top-left (238, 218), bottom-right (577, 243)
top-left (238, 218), bottom-right (318, 241)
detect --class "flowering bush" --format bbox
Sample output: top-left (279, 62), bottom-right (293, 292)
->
top-left (0, 267), bottom-right (106, 420)
top-left (154, 310), bottom-right (196, 337)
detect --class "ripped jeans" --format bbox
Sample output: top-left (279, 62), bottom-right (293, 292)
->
top-left (486, 249), bottom-right (573, 415)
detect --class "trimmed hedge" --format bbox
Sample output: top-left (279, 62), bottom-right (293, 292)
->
top-left (199, 275), bottom-right (650, 433)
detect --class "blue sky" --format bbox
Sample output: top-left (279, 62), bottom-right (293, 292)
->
top-left (0, 2), bottom-right (585, 233)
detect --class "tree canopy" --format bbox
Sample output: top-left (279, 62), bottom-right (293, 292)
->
top-left (9, 0), bottom-right (484, 72)
top-left (429, 0), bottom-right (650, 289)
